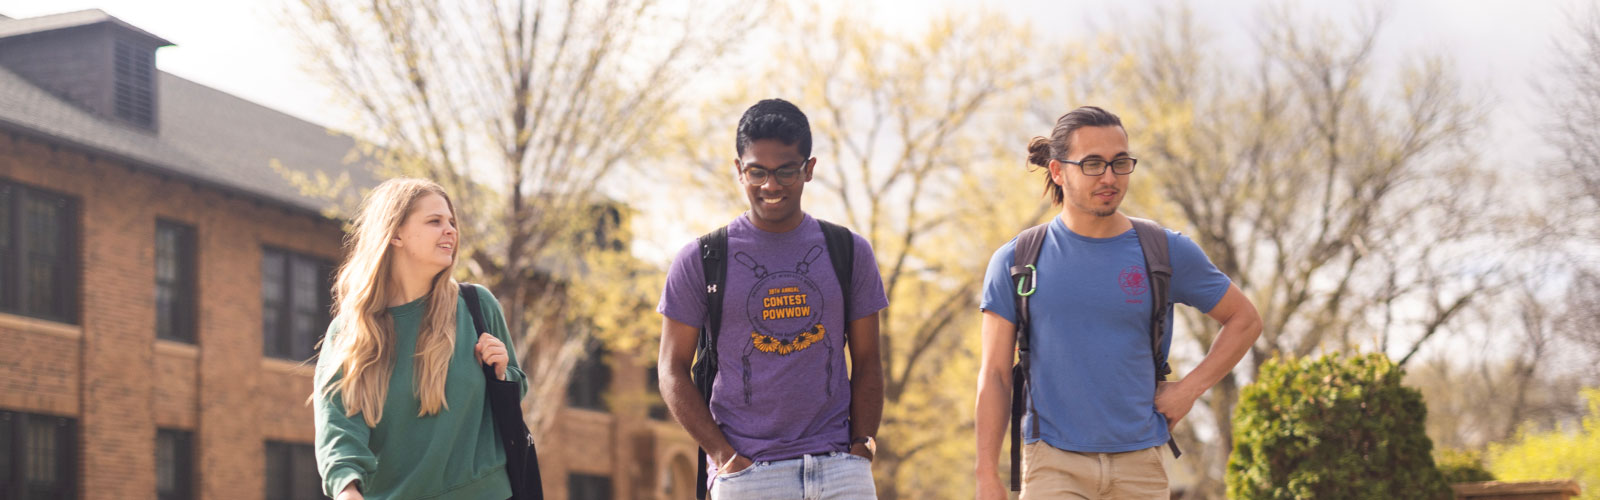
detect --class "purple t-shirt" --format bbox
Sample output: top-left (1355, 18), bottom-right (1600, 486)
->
top-left (658, 213), bottom-right (888, 467)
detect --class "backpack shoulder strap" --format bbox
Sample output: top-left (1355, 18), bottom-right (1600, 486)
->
top-left (692, 226), bottom-right (728, 500)
top-left (698, 225), bottom-right (730, 367)
top-left (1129, 217), bottom-right (1182, 458)
top-left (1010, 223), bottom-right (1050, 338)
top-left (458, 283), bottom-right (489, 337)
top-left (1006, 222), bottom-right (1049, 491)
top-left (460, 282), bottom-right (544, 498)
top-left (1128, 217), bottom-right (1171, 376)
top-left (458, 283), bottom-right (501, 383)
top-left (1129, 218), bottom-right (1171, 279)
top-left (817, 219), bottom-right (855, 334)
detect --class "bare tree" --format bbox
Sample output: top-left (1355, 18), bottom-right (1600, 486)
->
top-left (1556, 271), bottom-right (1600, 382)
top-left (1549, 6), bottom-right (1600, 233)
top-left (284, 0), bottom-right (767, 438)
top-left (1394, 4), bottom-right (1600, 461)
top-left (1410, 273), bottom-right (1591, 451)
top-left (1546, 6), bottom-right (1600, 383)
top-left (1072, 5), bottom-right (1495, 497)
top-left (800, 16), bottom-right (1045, 499)
top-left (663, 9), bottom-right (1052, 498)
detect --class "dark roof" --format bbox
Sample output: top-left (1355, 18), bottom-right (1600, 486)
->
top-left (0, 11), bottom-right (375, 217)
top-left (157, 73), bottom-right (380, 214)
top-left (0, 9), bottom-right (170, 46)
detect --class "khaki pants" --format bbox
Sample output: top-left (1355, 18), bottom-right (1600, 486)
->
top-left (1019, 442), bottom-right (1170, 500)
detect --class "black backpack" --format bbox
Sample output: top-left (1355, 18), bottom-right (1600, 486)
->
top-left (690, 219), bottom-right (855, 500)
top-left (1005, 217), bottom-right (1180, 492)
top-left (459, 283), bottom-right (545, 500)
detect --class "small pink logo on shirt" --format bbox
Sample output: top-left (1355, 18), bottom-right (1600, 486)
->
top-left (1119, 266), bottom-right (1147, 296)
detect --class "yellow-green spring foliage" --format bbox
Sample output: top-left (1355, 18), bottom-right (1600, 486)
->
top-left (1227, 353), bottom-right (1451, 499)
top-left (1487, 388), bottom-right (1600, 500)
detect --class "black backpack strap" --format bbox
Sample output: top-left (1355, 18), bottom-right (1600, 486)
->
top-left (817, 220), bottom-right (855, 338)
top-left (1007, 223), bottom-right (1048, 492)
top-left (1130, 217), bottom-right (1181, 459)
top-left (692, 226), bottom-right (728, 500)
top-left (459, 283), bottom-right (499, 383)
top-left (817, 220), bottom-right (855, 421)
top-left (458, 283), bottom-right (501, 397)
top-left (459, 283), bottom-right (489, 342)
top-left (460, 283), bottom-right (545, 499)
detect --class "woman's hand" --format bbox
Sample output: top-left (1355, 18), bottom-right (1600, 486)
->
top-left (475, 333), bottom-right (509, 380)
top-left (337, 481), bottom-right (363, 500)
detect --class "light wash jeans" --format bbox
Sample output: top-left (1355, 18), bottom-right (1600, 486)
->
top-left (710, 451), bottom-right (877, 500)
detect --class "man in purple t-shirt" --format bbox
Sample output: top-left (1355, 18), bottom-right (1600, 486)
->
top-left (657, 99), bottom-right (889, 499)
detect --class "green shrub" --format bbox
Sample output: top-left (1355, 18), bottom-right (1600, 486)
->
top-left (1226, 353), bottom-right (1451, 499)
top-left (1435, 448), bottom-right (1495, 484)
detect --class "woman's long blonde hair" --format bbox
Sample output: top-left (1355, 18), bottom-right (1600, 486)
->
top-left (316, 178), bottom-right (461, 426)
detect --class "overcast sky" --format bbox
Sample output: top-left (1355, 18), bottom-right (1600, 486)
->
top-left (1, 0), bottom-right (1590, 231)
top-left (3, 0), bottom-right (1589, 366)
top-left (0, 0), bottom-right (1586, 140)
top-left (7, 0), bottom-right (1584, 263)
top-left (4, 0), bottom-right (1587, 244)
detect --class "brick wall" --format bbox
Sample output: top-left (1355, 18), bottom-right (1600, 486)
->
top-left (0, 130), bottom-right (700, 500)
top-left (0, 132), bottom-right (344, 500)
top-left (541, 350), bottom-right (699, 500)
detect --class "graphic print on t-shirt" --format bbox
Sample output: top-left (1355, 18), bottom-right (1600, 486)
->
top-left (733, 245), bottom-right (832, 404)
top-left (1119, 265), bottom-right (1147, 304)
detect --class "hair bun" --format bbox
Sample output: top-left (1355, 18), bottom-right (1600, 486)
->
top-left (1027, 136), bottom-right (1052, 168)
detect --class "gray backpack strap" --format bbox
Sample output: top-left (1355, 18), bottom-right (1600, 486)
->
top-left (1129, 217), bottom-right (1181, 459)
top-left (1007, 223), bottom-right (1049, 491)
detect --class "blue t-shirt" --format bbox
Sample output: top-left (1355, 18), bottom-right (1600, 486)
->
top-left (980, 216), bottom-right (1231, 453)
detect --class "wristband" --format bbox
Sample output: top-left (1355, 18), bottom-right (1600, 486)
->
top-left (851, 436), bottom-right (877, 459)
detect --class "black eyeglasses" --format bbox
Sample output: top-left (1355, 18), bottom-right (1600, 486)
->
top-left (1060, 157), bottom-right (1138, 176)
top-left (740, 160), bottom-right (808, 186)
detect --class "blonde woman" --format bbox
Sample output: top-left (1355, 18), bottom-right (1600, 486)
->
top-left (313, 178), bottom-right (526, 500)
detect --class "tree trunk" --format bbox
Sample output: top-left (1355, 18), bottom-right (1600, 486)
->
top-left (875, 445), bottom-right (901, 500)
top-left (1203, 373), bottom-right (1240, 497)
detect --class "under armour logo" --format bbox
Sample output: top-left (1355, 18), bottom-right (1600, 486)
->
top-left (707, 284), bottom-right (718, 294)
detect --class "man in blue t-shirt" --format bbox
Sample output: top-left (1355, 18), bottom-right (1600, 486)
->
top-left (657, 98), bottom-right (889, 499)
top-left (975, 106), bottom-right (1263, 499)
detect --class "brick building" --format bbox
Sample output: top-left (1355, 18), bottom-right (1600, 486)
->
top-left (549, 345), bottom-right (698, 500)
top-left (0, 9), bottom-right (696, 500)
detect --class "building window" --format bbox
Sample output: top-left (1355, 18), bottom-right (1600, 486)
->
top-left (569, 473), bottom-right (614, 500)
top-left (0, 182), bottom-right (78, 324)
top-left (662, 454), bottom-right (695, 500)
top-left (261, 248), bottom-right (333, 361)
top-left (0, 410), bottom-right (77, 500)
top-left (156, 429), bottom-right (193, 500)
top-left (156, 221), bottom-right (197, 343)
top-left (264, 441), bottom-right (326, 500)
top-left (113, 38), bottom-right (155, 128)
top-left (567, 339), bottom-right (612, 411)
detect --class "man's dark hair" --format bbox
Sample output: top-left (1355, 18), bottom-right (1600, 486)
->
top-left (736, 98), bottom-right (812, 158)
top-left (1027, 106), bottom-right (1124, 205)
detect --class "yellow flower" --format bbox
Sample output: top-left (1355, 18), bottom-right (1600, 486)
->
top-left (751, 325), bottom-right (827, 355)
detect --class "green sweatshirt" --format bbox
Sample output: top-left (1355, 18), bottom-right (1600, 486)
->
top-left (314, 284), bottom-right (527, 500)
